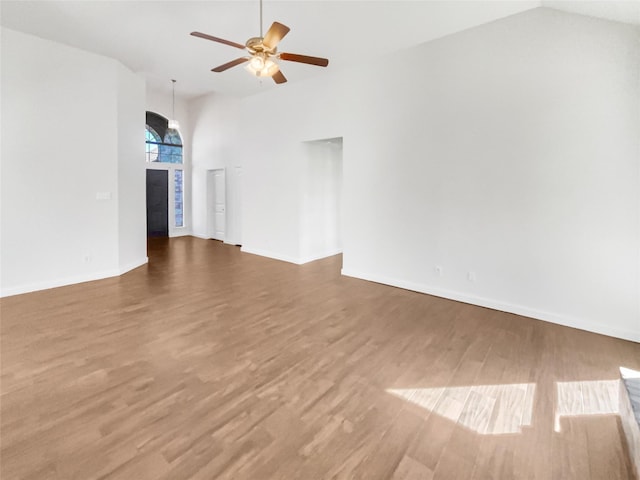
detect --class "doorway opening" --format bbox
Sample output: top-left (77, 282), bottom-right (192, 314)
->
top-left (300, 137), bottom-right (343, 263)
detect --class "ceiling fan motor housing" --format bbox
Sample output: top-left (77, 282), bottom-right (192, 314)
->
top-left (246, 37), bottom-right (276, 55)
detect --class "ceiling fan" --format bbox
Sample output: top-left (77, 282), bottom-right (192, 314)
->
top-left (190, 0), bottom-right (329, 84)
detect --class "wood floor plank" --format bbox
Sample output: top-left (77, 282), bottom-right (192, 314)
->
top-left (392, 454), bottom-right (434, 480)
top-left (1, 236), bottom-right (638, 479)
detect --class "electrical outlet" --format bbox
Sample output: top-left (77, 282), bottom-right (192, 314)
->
top-left (435, 266), bottom-right (443, 277)
top-left (467, 271), bottom-right (477, 282)
top-left (83, 255), bottom-right (92, 264)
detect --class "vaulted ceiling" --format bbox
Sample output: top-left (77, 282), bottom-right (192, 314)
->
top-left (1, 1), bottom-right (638, 99)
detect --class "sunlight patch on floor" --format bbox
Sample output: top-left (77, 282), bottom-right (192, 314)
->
top-left (554, 379), bottom-right (619, 432)
top-left (387, 383), bottom-right (535, 435)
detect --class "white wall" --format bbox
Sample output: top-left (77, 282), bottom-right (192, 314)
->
top-left (239, 73), bottom-right (348, 263)
top-left (189, 92), bottom-right (243, 245)
top-left (117, 64), bottom-right (147, 272)
top-left (145, 89), bottom-right (192, 237)
top-left (1, 28), bottom-right (147, 296)
top-left (237, 8), bottom-right (640, 342)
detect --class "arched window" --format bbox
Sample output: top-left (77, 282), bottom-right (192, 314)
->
top-left (145, 125), bottom-right (161, 162)
top-left (145, 111), bottom-right (182, 164)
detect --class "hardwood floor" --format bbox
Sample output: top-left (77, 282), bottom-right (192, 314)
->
top-left (1, 236), bottom-right (639, 479)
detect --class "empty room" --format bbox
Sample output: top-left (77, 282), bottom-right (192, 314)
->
top-left (1, 1), bottom-right (639, 478)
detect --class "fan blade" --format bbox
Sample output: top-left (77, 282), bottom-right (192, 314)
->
top-left (272, 70), bottom-right (287, 84)
top-left (279, 52), bottom-right (329, 67)
top-left (212, 57), bottom-right (249, 72)
top-left (262, 22), bottom-right (290, 50)
top-left (190, 31), bottom-right (245, 50)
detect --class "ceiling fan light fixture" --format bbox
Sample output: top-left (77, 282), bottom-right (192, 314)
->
top-left (249, 54), bottom-right (265, 71)
top-left (245, 54), bottom-right (280, 78)
top-left (263, 58), bottom-right (280, 76)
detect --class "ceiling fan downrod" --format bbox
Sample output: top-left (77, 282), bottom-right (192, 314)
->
top-left (259, 0), bottom-right (263, 38)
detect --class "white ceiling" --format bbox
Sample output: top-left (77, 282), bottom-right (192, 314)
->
top-left (1, 1), bottom-right (638, 99)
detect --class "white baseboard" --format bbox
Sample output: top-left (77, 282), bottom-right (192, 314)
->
top-left (240, 246), bottom-right (302, 265)
top-left (1, 257), bottom-right (148, 298)
top-left (299, 249), bottom-right (343, 265)
top-left (190, 233), bottom-right (239, 245)
top-left (191, 233), bottom-right (210, 240)
top-left (341, 268), bottom-right (640, 344)
top-left (241, 246), bottom-right (342, 265)
top-left (119, 257), bottom-right (149, 275)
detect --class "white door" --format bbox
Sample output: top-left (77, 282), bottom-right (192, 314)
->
top-left (207, 169), bottom-right (226, 241)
